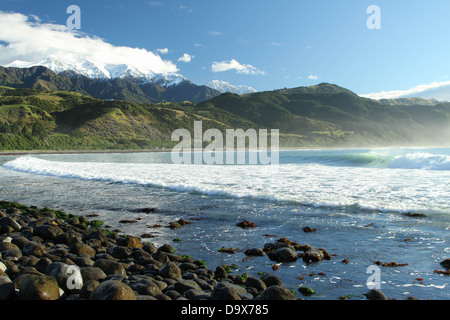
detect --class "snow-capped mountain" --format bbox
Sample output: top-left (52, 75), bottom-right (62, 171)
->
top-left (5, 57), bottom-right (257, 94)
top-left (207, 80), bottom-right (257, 94)
top-left (5, 56), bottom-right (186, 87)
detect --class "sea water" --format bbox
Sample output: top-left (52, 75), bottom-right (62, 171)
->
top-left (0, 147), bottom-right (449, 300)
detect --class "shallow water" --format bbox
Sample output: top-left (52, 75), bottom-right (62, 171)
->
top-left (1, 148), bottom-right (449, 300)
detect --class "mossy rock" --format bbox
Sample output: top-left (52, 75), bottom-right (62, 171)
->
top-left (298, 286), bottom-right (315, 296)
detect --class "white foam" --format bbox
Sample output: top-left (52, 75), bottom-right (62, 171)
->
top-left (389, 153), bottom-right (450, 170)
top-left (3, 156), bottom-right (450, 216)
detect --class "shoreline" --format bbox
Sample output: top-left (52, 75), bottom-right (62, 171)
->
top-left (0, 200), bottom-right (325, 301)
top-left (1, 145), bottom-right (449, 157)
top-left (1, 198), bottom-right (449, 301)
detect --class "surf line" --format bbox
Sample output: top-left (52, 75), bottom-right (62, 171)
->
top-left (171, 120), bottom-right (279, 165)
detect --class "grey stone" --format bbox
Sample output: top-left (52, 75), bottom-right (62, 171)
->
top-left (174, 279), bottom-right (201, 293)
top-left (260, 273), bottom-right (284, 287)
top-left (129, 278), bottom-right (162, 296)
top-left (80, 267), bottom-right (107, 282)
top-left (22, 242), bottom-right (46, 257)
top-left (245, 276), bottom-right (267, 291)
top-left (46, 262), bottom-right (83, 293)
top-left (93, 259), bottom-right (127, 276)
top-left (260, 285), bottom-right (296, 300)
top-left (89, 280), bottom-right (136, 300)
top-left (109, 246), bottom-right (133, 259)
top-left (0, 217), bottom-right (21, 232)
top-left (302, 248), bottom-right (324, 263)
top-left (18, 275), bottom-right (60, 300)
top-left (268, 247), bottom-right (298, 262)
top-left (159, 262), bottom-right (182, 279)
top-left (79, 280), bottom-right (100, 299)
top-left (366, 289), bottom-right (388, 300)
top-left (0, 276), bottom-right (15, 300)
top-left (33, 225), bottom-right (63, 241)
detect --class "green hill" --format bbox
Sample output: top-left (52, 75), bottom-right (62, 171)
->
top-left (0, 88), bottom-right (258, 151)
top-left (0, 83), bottom-right (449, 151)
top-left (198, 83), bottom-right (450, 147)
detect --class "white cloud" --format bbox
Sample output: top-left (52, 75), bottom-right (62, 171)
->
top-left (208, 31), bottom-right (222, 36)
top-left (148, 1), bottom-right (164, 7)
top-left (178, 53), bottom-right (193, 63)
top-left (361, 81), bottom-right (450, 100)
top-left (0, 11), bottom-right (178, 74)
top-left (308, 75), bottom-right (318, 80)
top-left (156, 48), bottom-right (169, 55)
top-left (211, 59), bottom-right (265, 75)
top-left (177, 5), bottom-right (193, 13)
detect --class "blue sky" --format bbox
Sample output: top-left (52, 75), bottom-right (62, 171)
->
top-left (1, 0), bottom-right (450, 97)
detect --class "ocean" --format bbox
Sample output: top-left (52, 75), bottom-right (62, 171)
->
top-left (1, 147), bottom-right (449, 300)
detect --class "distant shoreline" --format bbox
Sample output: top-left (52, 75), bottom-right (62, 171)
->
top-left (0, 145), bottom-right (449, 157)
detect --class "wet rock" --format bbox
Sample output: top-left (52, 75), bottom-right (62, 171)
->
top-left (185, 288), bottom-right (210, 300)
top-left (0, 276), bottom-right (15, 300)
top-left (89, 280), bottom-right (136, 300)
top-left (268, 247), bottom-right (298, 262)
top-left (298, 286), bottom-right (315, 296)
top-left (122, 235), bottom-right (143, 249)
top-left (135, 207), bottom-right (157, 213)
top-left (70, 242), bottom-right (96, 258)
top-left (302, 226), bottom-right (317, 233)
top-left (143, 243), bottom-right (157, 254)
top-left (46, 262), bottom-right (83, 293)
top-left (33, 225), bottom-right (63, 241)
top-left (0, 242), bottom-right (20, 252)
top-left (4, 249), bottom-right (22, 260)
top-left (244, 248), bottom-right (265, 257)
top-left (260, 273), bottom-right (283, 287)
top-left (159, 262), bottom-right (182, 279)
top-left (153, 250), bottom-right (170, 263)
top-left (260, 285), bottom-right (296, 300)
top-left (93, 259), bottom-right (127, 276)
top-left (79, 280), bottom-right (100, 299)
top-left (22, 242), bottom-right (46, 258)
top-left (55, 232), bottom-right (82, 245)
top-left (211, 282), bottom-right (244, 300)
top-left (84, 230), bottom-right (108, 245)
top-left (366, 289), bottom-right (388, 300)
top-left (236, 220), bottom-right (256, 228)
top-left (159, 244), bottom-right (175, 254)
top-left (174, 279), bottom-right (201, 293)
top-left (80, 267), bottom-right (107, 282)
top-left (214, 266), bottom-right (228, 279)
top-left (302, 248), bottom-right (324, 263)
top-left (440, 259), bottom-right (450, 270)
top-left (245, 276), bottom-right (267, 292)
top-left (18, 275), bottom-right (60, 300)
top-left (109, 246), bottom-right (133, 259)
top-left (129, 278), bottom-right (162, 296)
top-left (0, 217), bottom-right (21, 232)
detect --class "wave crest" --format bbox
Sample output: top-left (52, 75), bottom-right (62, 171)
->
top-left (389, 153), bottom-right (450, 170)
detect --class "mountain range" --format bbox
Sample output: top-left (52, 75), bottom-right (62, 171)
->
top-left (1, 65), bottom-right (450, 151)
top-left (4, 57), bottom-right (257, 103)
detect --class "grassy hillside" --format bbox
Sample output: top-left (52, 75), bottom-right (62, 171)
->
top-left (0, 88), bottom-right (258, 151)
top-left (1, 83), bottom-right (449, 151)
top-left (197, 83), bottom-right (450, 147)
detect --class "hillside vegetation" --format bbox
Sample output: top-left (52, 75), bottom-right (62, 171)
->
top-left (0, 83), bottom-right (450, 151)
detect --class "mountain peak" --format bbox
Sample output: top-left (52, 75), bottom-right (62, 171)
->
top-left (275, 82), bottom-right (357, 96)
top-left (207, 80), bottom-right (257, 94)
top-left (5, 56), bottom-right (187, 87)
